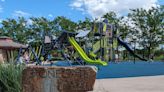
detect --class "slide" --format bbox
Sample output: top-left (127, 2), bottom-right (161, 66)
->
top-left (117, 37), bottom-right (147, 61)
top-left (68, 37), bottom-right (107, 66)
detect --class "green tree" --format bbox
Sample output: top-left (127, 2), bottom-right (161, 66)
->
top-left (103, 12), bottom-right (119, 25)
top-left (128, 5), bottom-right (164, 59)
top-left (77, 17), bottom-right (92, 30)
top-left (54, 16), bottom-right (77, 32)
top-left (29, 17), bottom-right (53, 44)
top-left (1, 17), bottom-right (28, 43)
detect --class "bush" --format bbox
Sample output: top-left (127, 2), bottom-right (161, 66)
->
top-left (0, 64), bottom-right (24, 92)
top-left (154, 55), bottom-right (164, 61)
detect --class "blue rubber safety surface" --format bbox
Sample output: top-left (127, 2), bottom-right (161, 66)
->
top-left (46, 61), bottom-right (164, 79)
top-left (96, 61), bottom-right (164, 79)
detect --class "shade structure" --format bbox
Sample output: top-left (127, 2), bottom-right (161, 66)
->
top-left (0, 36), bottom-right (27, 63)
top-left (0, 36), bottom-right (27, 49)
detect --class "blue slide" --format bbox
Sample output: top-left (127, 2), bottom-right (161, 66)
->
top-left (117, 37), bottom-right (147, 61)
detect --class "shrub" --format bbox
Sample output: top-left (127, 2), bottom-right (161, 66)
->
top-left (154, 55), bottom-right (164, 61)
top-left (0, 64), bottom-right (24, 92)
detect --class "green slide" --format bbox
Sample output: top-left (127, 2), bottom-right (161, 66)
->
top-left (68, 37), bottom-right (107, 66)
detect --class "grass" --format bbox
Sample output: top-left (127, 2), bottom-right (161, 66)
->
top-left (154, 55), bottom-right (164, 61)
top-left (0, 64), bottom-right (24, 92)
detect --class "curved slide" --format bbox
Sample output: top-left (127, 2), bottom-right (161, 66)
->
top-left (117, 37), bottom-right (147, 61)
top-left (68, 37), bottom-right (107, 66)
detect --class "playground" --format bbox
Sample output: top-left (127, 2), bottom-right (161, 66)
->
top-left (10, 19), bottom-right (164, 91)
top-left (0, 1), bottom-right (163, 91)
top-left (0, 18), bottom-right (164, 92)
top-left (11, 19), bottom-right (151, 66)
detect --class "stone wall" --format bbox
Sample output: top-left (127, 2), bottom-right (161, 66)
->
top-left (22, 66), bottom-right (97, 92)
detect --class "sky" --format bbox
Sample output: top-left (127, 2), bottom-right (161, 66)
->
top-left (0, 0), bottom-right (163, 22)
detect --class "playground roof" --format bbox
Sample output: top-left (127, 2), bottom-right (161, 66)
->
top-left (0, 36), bottom-right (27, 49)
top-left (76, 30), bottom-right (90, 38)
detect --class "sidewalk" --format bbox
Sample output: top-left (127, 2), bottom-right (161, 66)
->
top-left (92, 75), bottom-right (164, 92)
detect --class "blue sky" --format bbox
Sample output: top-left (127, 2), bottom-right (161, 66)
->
top-left (0, 0), bottom-right (163, 22)
top-left (0, 0), bottom-right (91, 21)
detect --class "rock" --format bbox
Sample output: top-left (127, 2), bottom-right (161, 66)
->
top-left (22, 66), bottom-right (97, 92)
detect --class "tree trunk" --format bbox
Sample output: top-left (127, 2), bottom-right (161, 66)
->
top-left (123, 51), bottom-right (125, 60)
top-left (142, 48), bottom-right (145, 58)
top-left (133, 46), bottom-right (136, 64)
top-left (125, 50), bottom-right (127, 60)
top-left (148, 47), bottom-right (151, 60)
top-left (147, 43), bottom-right (152, 60)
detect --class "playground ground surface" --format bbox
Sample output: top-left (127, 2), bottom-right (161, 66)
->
top-left (92, 75), bottom-right (164, 92)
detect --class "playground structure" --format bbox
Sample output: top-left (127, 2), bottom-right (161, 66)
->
top-left (14, 19), bottom-right (147, 66)
top-left (88, 19), bottom-right (147, 62)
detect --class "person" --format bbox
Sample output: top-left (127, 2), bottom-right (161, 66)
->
top-left (19, 54), bottom-right (24, 64)
top-left (24, 51), bottom-right (30, 64)
top-left (115, 54), bottom-right (119, 63)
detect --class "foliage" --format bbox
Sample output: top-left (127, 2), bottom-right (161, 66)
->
top-left (103, 12), bottom-right (119, 24)
top-left (128, 6), bottom-right (164, 59)
top-left (0, 64), bottom-right (24, 92)
top-left (154, 55), bottom-right (164, 61)
top-left (0, 16), bottom-right (78, 44)
top-left (0, 17), bottom-right (28, 43)
top-left (77, 18), bottom-right (92, 30)
top-left (54, 16), bottom-right (77, 32)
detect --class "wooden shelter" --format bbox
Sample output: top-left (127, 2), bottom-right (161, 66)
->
top-left (0, 36), bottom-right (27, 63)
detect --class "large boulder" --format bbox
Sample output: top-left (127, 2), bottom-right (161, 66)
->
top-left (22, 66), bottom-right (97, 92)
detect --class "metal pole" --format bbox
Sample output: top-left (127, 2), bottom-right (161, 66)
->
top-left (99, 22), bottom-right (102, 60)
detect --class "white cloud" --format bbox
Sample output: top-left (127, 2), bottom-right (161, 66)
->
top-left (48, 14), bottom-right (53, 18)
top-left (13, 10), bottom-right (31, 17)
top-left (70, 0), bottom-right (83, 8)
top-left (0, 19), bottom-right (2, 23)
top-left (0, 6), bottom-right (3, 13)
top-left (70, 0), bottom-right (85, 11)
top-left (1, 0), bottom-right (5, 2)
top-left (27, 19), bottom-right (33, 25)
top-left (70, 0), bottom-right (158, 18)
top-left (0, 0), bottom-right (5, 13)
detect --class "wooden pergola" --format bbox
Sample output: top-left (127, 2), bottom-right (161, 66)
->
top-left (0, 36), bottom-right (27, 63)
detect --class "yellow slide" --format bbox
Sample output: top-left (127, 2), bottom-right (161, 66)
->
top-left (68, 37), bottom-right (107, 66)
